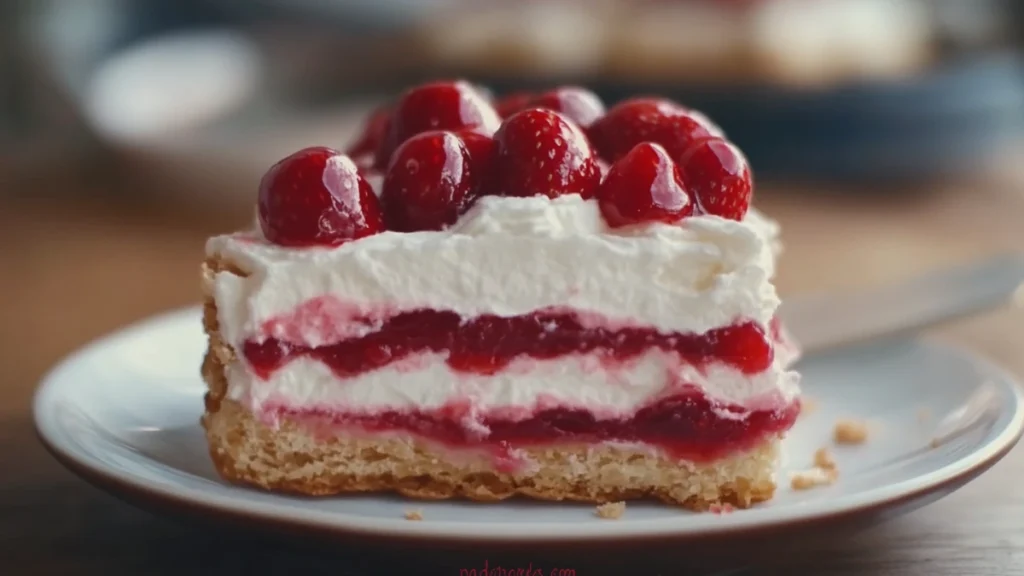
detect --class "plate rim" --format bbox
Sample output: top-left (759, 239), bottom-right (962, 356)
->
top-left (32, 306), bottom-right (1024, 544)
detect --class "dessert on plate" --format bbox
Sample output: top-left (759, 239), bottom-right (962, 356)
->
top-left (201, 80), bottom-right (801, 510)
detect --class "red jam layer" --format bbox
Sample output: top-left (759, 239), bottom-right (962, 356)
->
top-left (269, 390), bottom-right (800, 463)
top-left (244, 309), bottom-right (774, 379)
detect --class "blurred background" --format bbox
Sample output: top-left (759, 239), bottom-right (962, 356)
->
top-left (5, 1), bottom-right (1024, 570)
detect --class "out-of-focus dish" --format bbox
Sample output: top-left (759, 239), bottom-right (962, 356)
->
top-left (418, 0), bottom-right (935, 88)
top-left (75, 28), bottom-right (380, 210)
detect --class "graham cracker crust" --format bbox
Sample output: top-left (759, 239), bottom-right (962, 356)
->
top-left (200, 258), bottom-right (779, 510)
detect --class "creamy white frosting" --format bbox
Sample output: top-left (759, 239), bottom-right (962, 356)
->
top-left (206, 194), bottom-right (796, 417)
top-left (208, 195), bottom-right (781, 348)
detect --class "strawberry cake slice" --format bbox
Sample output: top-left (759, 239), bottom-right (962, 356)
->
top-left (201, 81), bottom-right (801, 510)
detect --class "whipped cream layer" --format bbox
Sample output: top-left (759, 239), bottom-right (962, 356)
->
top-left (229, 349), bottom-right (800, 426)
top-left (207, 195), bottom-right (782, 350)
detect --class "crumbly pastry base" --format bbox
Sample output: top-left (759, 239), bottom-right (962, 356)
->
top-left (200, 258), bottom-right (778, 510)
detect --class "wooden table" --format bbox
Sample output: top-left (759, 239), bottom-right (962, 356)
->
top-left (4, 168), bottom-right (1024, 575)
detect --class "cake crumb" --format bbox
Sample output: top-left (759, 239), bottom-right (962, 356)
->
top-left (833, 419), bottom-right (868, 444)
top-left (929, 437), bottom-right (943, 449)
top-left (709, 503), bottom-right (735, 515)
top-left (404, 509), bottom-right (424, 521)
top-left (595, 501), bottom-right (626, 519)
top-left (917, 408), bottom-right (932, 423)
top-left (790, 467), bottom-right (839, 490)
top-left (813, 447), bottom-right (837, 470)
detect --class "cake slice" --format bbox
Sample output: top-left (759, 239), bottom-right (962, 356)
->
top-left (201, 81), bottom-right (801, 510)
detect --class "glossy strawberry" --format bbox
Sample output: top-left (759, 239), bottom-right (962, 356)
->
top-left (258, 147), bottom-right (385, 246)
top-left (678, 137), bottom-right (752, 220)
top-left (492, 109), bottom-right (601, 199)
top-left (375, 80), bottom-right (500, 170)
top-left (454, 129), bottom-right (497, 193)
top-left (598, 142), bottom-right (693, 227)
top-left (589, 98), bottom-right (721, 163)
top-left (455, 130), bottom-right (496, 171)
top-left (530, 86), bottom-right (605, 129)
top-left (381, 131), bottom-right (477, 231)
top-left (346, 104), bottom-right (391, 158)
top-left (494, 92), bottom-right (534, 119)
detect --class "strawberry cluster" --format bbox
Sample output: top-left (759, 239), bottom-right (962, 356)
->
top-left (257, 80), bottom-right (753, 247)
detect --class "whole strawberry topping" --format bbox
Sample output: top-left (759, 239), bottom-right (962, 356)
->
top-left (494, 92), bottom-right (534, 119)
top-left (492, 109), bottom-right (601, 199)
top-left (678, 137), bottom-right (752, 220)
top-left (381, 131), bottom-right (478, 232)
top-left (530, 86), bottom-right (605, 129)
top-left (494, 87), bottom-right (605, 128)
top-left (346, 104), bottom-right (391, 159)
top-left (454, 129), bottom-right (497, 173)
top-left (589, 97), bottom-right (721, 163)
top-left (598, 142), bottom-right (694, 227)
top-left (258, 147), bottom-right (385, 246)
top-left (375, 80), bottom-right (500, 170)
top-left (454, 129), bottom-right (497, 193)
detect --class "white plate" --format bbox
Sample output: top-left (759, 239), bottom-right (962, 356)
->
top-left (33, 307), bottom-right (1024, 545)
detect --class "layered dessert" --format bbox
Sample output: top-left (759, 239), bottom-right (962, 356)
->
top-left (201, 80), bottom-right (801, 509)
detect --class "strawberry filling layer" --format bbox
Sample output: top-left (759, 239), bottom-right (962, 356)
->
top-left (240, 308), bottom-right (794, 462)
top-left (243, 309), bottom-right (775, 379)
top-left (264, 390), bottom-right (800, 464)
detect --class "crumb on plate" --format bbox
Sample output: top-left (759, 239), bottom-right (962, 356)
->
top-left (814, 447), bottom-right (837, 470)
top-left (404, 509), bottom-right (424, 521)
top-left (917, 408), bottom-right (931, 423)
top-left (790, 467), bottom-right (839, 490)
top-left (833, 419), bottom-right (868, 444)
top-left (595, 501), bottom-right (625, 519)
top-left (709, 503), bottom-right (735, 515)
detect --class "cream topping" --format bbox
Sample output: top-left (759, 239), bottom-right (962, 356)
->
top-left (207, 195), bottom-right (782, 350)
